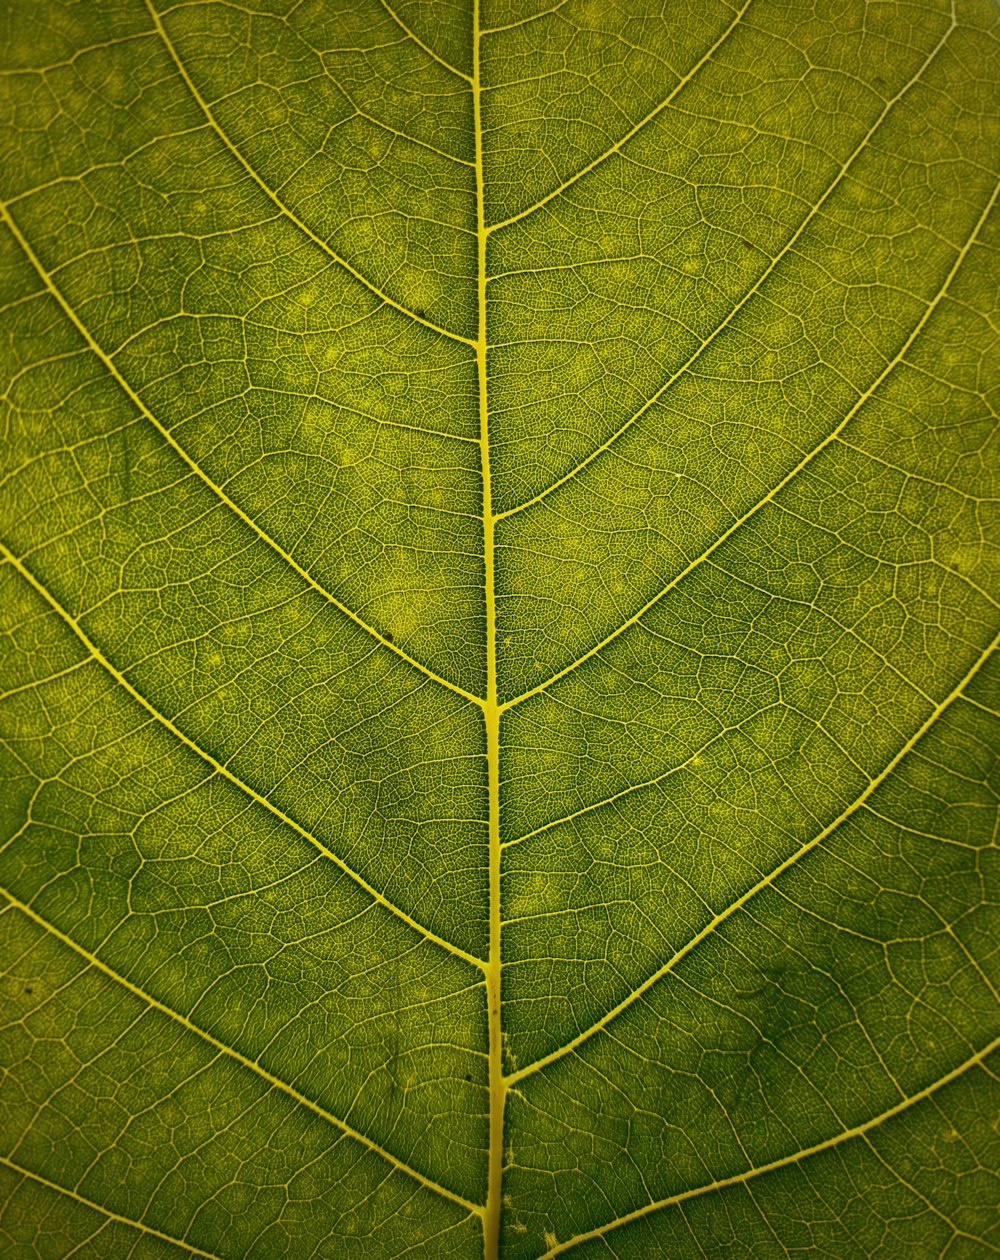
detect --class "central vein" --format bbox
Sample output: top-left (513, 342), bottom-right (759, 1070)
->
top-left (472, 4), bottom-right (504, 1255)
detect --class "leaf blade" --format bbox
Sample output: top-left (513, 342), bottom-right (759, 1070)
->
top-left (1, 1), bottom-right (998, 1257)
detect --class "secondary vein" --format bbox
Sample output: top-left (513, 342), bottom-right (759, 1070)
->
top-left (145, 0), bottom-right (476, 346)
top-left (499, 172), bottom-right (1000, 712)
top-left (0, 542), bottom-right (487, 973)
top-left (537, 1032), bottom-right (1000, 1257)
top-left (0, 198), bottom-right (485, 711)
top-left (0, 891), bottom-right (484, 1215)
top-left (506, 625), bottom-right (999, 1086)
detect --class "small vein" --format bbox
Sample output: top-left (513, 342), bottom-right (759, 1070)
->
top-left (485, 0), bottom-right (753, 234)
top-left (479, 0), bottom-right (571, 37)
top-left (0, 1154), bottom-right (225, 1259)
top-left (315, 63), bottom-right (475, 168)
top-left (0, 657), bottom-right (91, 702)
top-left (0, 891), bottom-right (484, 1216)
top-left (500, 173), bottom-right (1000, 712)
top-left (860, 1131), bottom-right (1000, 1254)
top-left (494, 9), bottom-right (957, 520)
top-left (538, 1034), bottom-right (1000, 1257)
top-left (501, 701), bottom-right (783, 854)
top-left (0, 543), bottom-right (487, 973)
top-left (144, 0), bottom-right (476, 347)
top-left (0, 198), bottom-right (485, 711)
top-left (963, 694), bottom-right (1000, 718)
top-left (376, 0), bottom-right (472, 82)
top-left (505, 625), bottom-right (998, 1086)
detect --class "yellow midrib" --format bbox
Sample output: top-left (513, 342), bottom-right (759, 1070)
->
top-left (472, 1), bottom-right (504, 1255)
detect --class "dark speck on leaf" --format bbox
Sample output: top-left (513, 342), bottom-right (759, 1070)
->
top-left (414, 308), bottom-right (426, 320)
top-left (741, 238), bottom-right (754, 249)
top-left (24, 987), bottom-right (33, 995)
top-left (464, 1074), bottom-right (472, 1081)
top-left (385, 632), bottom-right (394, 643)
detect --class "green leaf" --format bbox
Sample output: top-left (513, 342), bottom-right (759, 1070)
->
top-left (1, 1), bottom-right (998, 1256)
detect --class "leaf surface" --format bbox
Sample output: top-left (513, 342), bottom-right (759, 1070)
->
top-left (1, 1), bottom-right (998, 1257)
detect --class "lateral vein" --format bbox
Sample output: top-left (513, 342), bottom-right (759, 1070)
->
top-left (377, 0), bottom-right (472, 82)
top-left (486, 0), bottom-right (753, 234)
top-left (494, 8), bottom-right (957, 520)
top-left (0, 197), bottom-right (485, 711)
top-left (0, 892), bottom-right (484, 1216)
top-left (537, 1034), bottom-right (1000, 1257)
top-left (0, 542), bottom-right (487, 973)
top-left (500, 173), bottom-right (1000, 712)
top-left (0, 1154), bottom-right (226, 1259)
top-left (506, 626), bottom-right (999, 1085)
top-left (144, 0), bottom-right (476, 346)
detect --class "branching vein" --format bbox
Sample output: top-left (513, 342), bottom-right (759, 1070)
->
top-left (0, 542), bottom-right (487, 972)
top-left (0, 891), bottom-right (484, 1215)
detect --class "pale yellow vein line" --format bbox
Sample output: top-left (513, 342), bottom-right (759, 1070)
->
top-left (479, 0), bottom-right (570, 37)
top-left (473, 0), bottom-right (506, 1249)
top-left (0, 199), bottom-right (484, 711)
top-left (0, 657), bottom-right (90, 701)
top-left (538, 1034), bottom-right (1000, 1257)
top-left (494, 8), bottom-right (957, 520)
top-left (485, 0), bottom-right (753, 234)
top-left (0, 892), bottom-right (484, 1216)
top-left (377, 0), bottom-right (472, 82)
top-left (0, 1154), bottom-right (225, 1259)
top-left (501, 703), bottom-right (782, 854)
top-left (859, 1132), bottom-right (1000, 1254)
top-left (143, 0), bottom-right (475, 347)
top-left (0, 30), bottom-right (154, 79)
top-left (963, 694), bottom-right (1000, 718)
top-left (317, 64), bottom-right (474, 169)
top-left (0, 545), bottom-right (486, 972)
top-left (500, 173), bottom-right (1000, 713)
top-left (505, 626), bottom-right (999, 1086)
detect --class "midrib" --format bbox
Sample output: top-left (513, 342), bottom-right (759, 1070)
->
top-left (473, 1), bottom-right (505, 1254)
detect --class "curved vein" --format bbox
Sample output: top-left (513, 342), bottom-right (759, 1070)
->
top-left (485, 0), bottom-right (753, 234)
top-left (144, 0), bottom-right (475, 347)
top-left (322, 64), bottom-right (475, 168)
top-left (502, 575), bottom-right (942, 856)
top-left (494, 10), bottom-right (957, 520)
top-left (0, 543), bottom-right (486, 972)
top-left (0, 1154), bottom-right (226, 1260)
top-left (500, 172), bottom-right (1000, 712)
top-left (505, 625), bottom-right (999, 1085)
top-left (479, 0), bottom-right (571, 38)
top-left (538, 1034), bottom-right (1000, 1257)
top-left (377, 0), bottom-right (472, 82)
top-left (501, 702), bottom-right (784, 854)
top-left (0, 198), bottom-right (484, 710)
top-left (0, 891), bottom-right (483, 1216)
